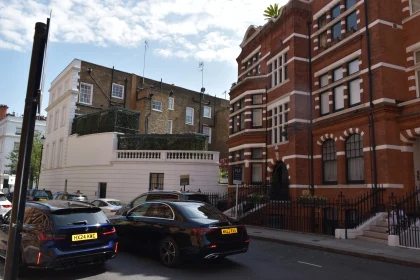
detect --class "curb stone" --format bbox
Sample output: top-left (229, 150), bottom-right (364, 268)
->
top-left (249, 234), bottom-right (420, 268)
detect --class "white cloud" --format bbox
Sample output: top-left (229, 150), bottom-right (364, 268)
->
top-left (0, 0), bottom-right (289, 63)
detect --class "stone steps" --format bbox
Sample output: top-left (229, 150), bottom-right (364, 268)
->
top-left (356, 235), bottom-right (388, 245)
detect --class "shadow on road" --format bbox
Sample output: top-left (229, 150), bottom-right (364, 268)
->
top-left (5, 250), bottom-right (248, 280)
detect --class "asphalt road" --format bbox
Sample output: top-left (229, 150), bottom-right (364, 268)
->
top-left (2, 239), bottom-right (419, 280)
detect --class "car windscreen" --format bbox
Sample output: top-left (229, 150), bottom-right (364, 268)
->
top-left (68, 194), bottom-right (88, 200)
top-left (0, 195), bottom-right (7, 201)
top-left (32, 190), bottom-right (48, 198)
top-left (49, 208), bottom-right (109, 226)
top-left (107, 201), bottom-right (122, 206)
top-left (44, 191), bottom-right (53, 199)
top-left (185, 194), bottom-right (209, 203)
top-left (177, 202), bottom-right (227, 220)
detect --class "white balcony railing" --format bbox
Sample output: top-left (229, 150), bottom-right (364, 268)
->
top-left (115, 150), bottom-right (219, 163)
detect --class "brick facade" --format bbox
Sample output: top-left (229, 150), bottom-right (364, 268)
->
top-left (228, 0), bottom-right (420, 199)
top-left (72, 61), bottom-right (229, 158)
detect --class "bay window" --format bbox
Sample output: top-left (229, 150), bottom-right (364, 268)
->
top-left (252, 109), bottom-right (263, 128)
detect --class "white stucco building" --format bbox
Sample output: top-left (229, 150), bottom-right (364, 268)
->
top-left (38, 59), bottom-right (225, 203)
top-left (0, 105), bottom-right (46, 189)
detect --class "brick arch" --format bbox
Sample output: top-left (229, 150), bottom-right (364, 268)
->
top-left (400, 127), bottom-right (420, 146)
top-left (339, 127), bottom-right (365, 141)
top-left (316, 133), bottom-right (337, 146)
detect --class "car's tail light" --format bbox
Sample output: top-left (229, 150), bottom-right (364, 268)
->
top-left (37, 252), bottom-right (41, 265)
top-left (245, 239), bottom-right (250, 243)
top-left (110, 210), bottom-right (117, 213)
top-left (192, 228), bottom-right (217, 245)
top-left (115, 242), bottom-right (118, 253)
top-left (1, 205), bottom-right (11, 208)
top-left (103, 227), bottom-right (116, 236)
top-left (38, 232), bottom-right (65, 241)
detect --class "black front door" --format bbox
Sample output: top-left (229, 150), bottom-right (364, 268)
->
top-left (271, 161), bottom-right (289, 200)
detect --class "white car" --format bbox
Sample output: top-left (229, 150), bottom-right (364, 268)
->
top-left (0, 192), bottom-right (12, 219)
top-left (91, 199), bottom-right (123, 215)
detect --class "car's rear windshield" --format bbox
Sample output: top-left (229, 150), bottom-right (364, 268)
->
top-left (177, 202), bottom-right (226, 220)
top-left (32, 190), bottom-right (48, 197)
top-left (0, 195), bottom-right (7, 201)
top-left (107, 201), bottom-right (122, 206)
top-left (185, 194), bottom-right (209, 203)
top-left (49, 208), bottom-right (109, 226)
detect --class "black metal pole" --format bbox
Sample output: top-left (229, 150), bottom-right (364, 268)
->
top-left (4, 21), bottom-right (48, 280)
top-left (307, 20), bottom-right (314, 196)
top-left (36, 145), bottom-right (43, 189)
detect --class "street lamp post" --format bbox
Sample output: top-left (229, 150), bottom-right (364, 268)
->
top-left (36, 135), bottom-right (45, 189)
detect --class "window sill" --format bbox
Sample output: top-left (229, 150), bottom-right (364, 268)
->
top-left (152, 109), bottom-right (162, 112)
top-left (186, 123), bottom-right (194, 126)
top-left (203, 116), bottom-right (212, 119)
top-left (268, 79), bottom-right (290, 93)
top-left (78, 102), bottom-right (93, 106)
top-left (168, 108), bottom-right (174, 111)
top-left (111, 96), bottom-right (124, 100)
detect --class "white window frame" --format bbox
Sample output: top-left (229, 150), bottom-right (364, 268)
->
top-left (61, 106), bottom-right (66, 127)
top-left (270, 50), bottom-right (288, 87)
top-left (203, 106), bottom-right (211, 118)
top-left (168, 97), bottom-right (174, 110)
top-left (270, 99), bottom-right (289, 144)
top-left (349, 78), bottom-right (361, 106)
top-left (348, 59), bottom-right (359, 75)
top-left (320, 74), bottom-right (329, 87)
top-left (186, 107), bottom-right (194, 125)
top-left (320, 91), bottom-right (330, 115)
top-left (152, 100), bottom-right (162, 112)
top-left (410, 0), bottom-right (420, 14)
top-left (167, 120), bottom-right (173, 134)
top-left (111, 83), bottom-right (124, 99)
top-left (202, 126), bottom-right (212, 144)
top-left (333, 85), bottom-right (345, 111)
top-left (79, 82), bottom-right (93, 105)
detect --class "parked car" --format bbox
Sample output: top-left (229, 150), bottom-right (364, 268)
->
top-left (115, 190), bottom-right (210, 215)
top-left (54, 192), bottom-right (89, 202)
top-left (27, 189), bottom-right (49, 202)
top-left (0, 192), bottom-right (12, 219)
top-left (0, 200), bottom-right (118, 270)
top-left (110, 200), bottom-right (249, 267)
top-left (91, 199), bottom-right (123, 216)
top-left (43, 189), bottom-right (53, 200)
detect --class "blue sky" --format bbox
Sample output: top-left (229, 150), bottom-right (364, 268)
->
top-left (0, 0), bottom-right (287, 116)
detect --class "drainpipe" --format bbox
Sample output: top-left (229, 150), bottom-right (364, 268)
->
top-left (307, 20), bottom-right (315, 196)
top-left (265, 86), bottom-right (269, 186)
top-left (109, 66), bottom-right (114, 108)
top-left (364, 0), bottom-right (378, 190)
top-left (123, 77), bottom-right (128, 108)
top-left (145, 95), bottom-right (151, 134)
top-left (198, 92), bottom-right (203, 133)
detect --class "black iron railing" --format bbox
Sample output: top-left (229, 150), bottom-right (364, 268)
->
top-left (388, 186), bottom-right (420, 248)
top-left (207, 185), bottom-right (386, 236)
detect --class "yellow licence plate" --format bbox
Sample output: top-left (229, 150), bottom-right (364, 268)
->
top-left (39, 198), bottom-right (47, 201)
top-left (72, 233), bottom-right (98, 242)
top-left (221, 228), bottom-right (238, 235)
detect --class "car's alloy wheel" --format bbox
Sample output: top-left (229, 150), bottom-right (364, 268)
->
top-left (159, 237), bottom-right (180, 267)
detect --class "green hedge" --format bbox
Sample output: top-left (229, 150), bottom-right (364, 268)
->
top-left (118, 133), bottom-right (207, 151)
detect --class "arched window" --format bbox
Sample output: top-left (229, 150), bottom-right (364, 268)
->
top-left (322, 140), bottom-right (337, 184)
top-left (346, 134), bottom-right (364, 183)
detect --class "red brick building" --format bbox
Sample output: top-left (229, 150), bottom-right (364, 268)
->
top-left (228, 0), bottom-right (420, 200)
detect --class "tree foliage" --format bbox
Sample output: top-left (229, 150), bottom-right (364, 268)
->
top-left (6, 132), bottom-right (43, 187)
top-left (263, 3), bottom-right (284, 20)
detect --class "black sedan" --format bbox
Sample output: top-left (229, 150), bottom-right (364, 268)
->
top-left (110, 200), bottom-right (249, 267)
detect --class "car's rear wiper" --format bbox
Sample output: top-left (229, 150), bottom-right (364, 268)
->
top-left (67, 220), bottom-right (88, 225)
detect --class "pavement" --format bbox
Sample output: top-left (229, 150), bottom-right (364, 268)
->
top-left (0, 239), bottom-right (418, 279)
top-left (246, 225), bottom-right (420, 268)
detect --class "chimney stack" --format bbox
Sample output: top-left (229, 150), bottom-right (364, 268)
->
top-left (0, 105), bottom-right (8, 121)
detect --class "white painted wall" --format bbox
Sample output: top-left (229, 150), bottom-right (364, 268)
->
top-left (39, 159), bottom-right (225, 203)
top-left (0, 116), bottom-right (46, 188)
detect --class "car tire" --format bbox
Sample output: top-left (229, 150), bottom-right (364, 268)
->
top-left (158, 236), bottom-right (181, 268)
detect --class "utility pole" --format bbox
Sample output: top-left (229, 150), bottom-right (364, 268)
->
top-left (142, 41), bottom-right (149, 85)
top-left (4, 19), bottom-right (49, 280)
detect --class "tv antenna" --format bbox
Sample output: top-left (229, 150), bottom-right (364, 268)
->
top-left (142, 40), bottom-right (149, 85)
top-left (222, 90), bottom-right (227, 100)
top-left (198, 62), bottom-right (204, 89)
